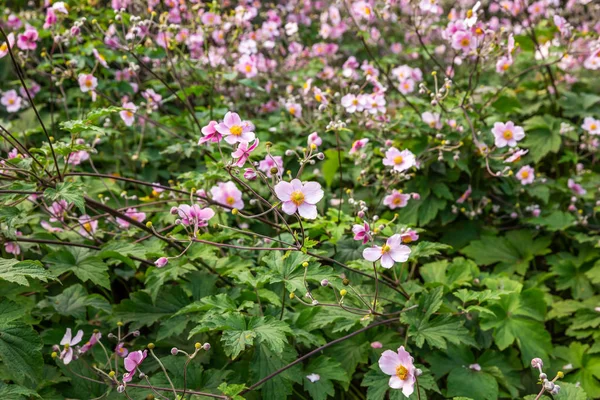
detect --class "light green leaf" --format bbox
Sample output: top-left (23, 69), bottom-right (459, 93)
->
top-left (44, 248), bottom-right (110, 289)
top-left (0, 258), bottom-right (56, 286)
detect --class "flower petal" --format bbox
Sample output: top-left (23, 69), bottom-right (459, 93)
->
top-left (281, 201), bottom-right (297, 215)
top-left (302, 181), bottom-right (324, 204)
top-left (274, 181), bottom-right (293, 202)
top-left (363, 246), bottom-right (382, 262)
top-left (298, 203), bottom-right (318, 219)
top-left (389, 245), bottom-right (411, 263)
top-left (379, 350), bottom-right (401, 375)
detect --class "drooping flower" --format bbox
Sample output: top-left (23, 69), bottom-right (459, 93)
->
top-left (378, 346), bottom-right (416, 396)
top-left (199, 121), bottom-right (222, 144)
top-left (456, 185), bottom-right (472, 204)
top-left (123, 350), bottom-right (147, 383)
top-left (421, 112), bottom-right (442, 130)
top-left (116, 342), bottom-right (129, 358)
top-left (567, 179), bottom-right (586, 196)
top-left (78, 215), bottom-right (98, 238)
top-left (363, 235), bottom-right (411, 269)
top-left (210, 181), bottom-right (245, 210)
top-left (516, 165), bottom-right (535, 185)
top-left (352, 222), bottom-right (371, 244)
top-left (1, 90), bottom-right (23, 113)
top-left (400, 229), bottom-right (419, 244)
top-left (504, 148), bottom-right (528, 163)
top-left (274, 179), bottom-right (324, 219)
top-left (492, 121), bottom-right (525, 148)
top-left (216, 112), bottom-right (256, 145)
top-left (349, 139), bottom-right (369, 155)
top-left (383, 190), bottom-right (410, 210)
top-left (382, 148), bottom-right (416, 173)
top-left (154, 257), bottom-right (168, 268)
top-left (59, 328), bottom-right (84, 365)
top-left (116, 208), bottom-right (146, 229)
top-left (231, 139), bottom-right (259, 167)
top-left (258, 155), bottom-right (284, 178)
top-left (17, 27), bottom-right (39, 51)
top-left (171, 204), bottom-right (215, 228)
top-left (80, 332), bottom-right (102, 354)
top-left (307, 132), bottom-right (322, 147)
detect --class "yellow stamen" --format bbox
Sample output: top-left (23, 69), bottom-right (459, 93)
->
top-left (290, 190), bottom-right (305, 206)
top-left (396, 365), bottom-right (408, 380)
top-left (230, 125), bottom-right (243, 136)
top-left (394, 156), bottom-right (403, 165)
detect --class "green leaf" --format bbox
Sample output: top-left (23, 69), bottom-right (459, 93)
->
top-left (554, 343), bottom-right (600, 398)
top-left (47, 284), bottom-right (110, 320)
top-left (529, 211), bottom-right (575, 231)
top-left (0, 382), bottom-right (41, 398)
top-left (0, 258), bottom-right (56, 286)
top-left (302, 356), bottom-right (350, 400)
top-left (522, 115), bottom-right (562, 163)
top-left (44, 248), bottom-right (110, 289)
top-left (114, 286), bottom-right (189, 329)
top-left (0, 298), bottom-right (26, 324)
top-left (251, 343), bottom-right (301, 400)
top-left (446, 368), bottom-right (498, 400)
top-left (43, 181), bottom-right (86, 214)
top-left (480, 289), bottom-right (552, 366)
top-left (0, 322), bottom-right (43, 383)
top-left (322, 148), bottom-right (342, 188)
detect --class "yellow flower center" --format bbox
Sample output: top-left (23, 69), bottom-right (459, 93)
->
top-left (396, 365), bottom-right (408, 380)
top-left (230, 125), bottom-right (243, 136)
top-left (8, 98), bottom-right (14, 105)
top-left (85, 79), bottom-right (93, 87)
top-left (226, 196), bottom-right (235, 205)
top-left (591, 123), bottom-right (598, 130)
top-left (0, 43), bottom-right (7, 52)
top-left (467, 9), bottom-right (473, 18)
top-left (64, 343), bottom-right (70, 349)
top-left (352, 99), bottom-right (358, 105)
top-left (521, 170), bottom-right (529, 179)
top-left (245, 64), bottom-right (252, 73)
top-left (475, 27), bottom-right (484, 35)
top-left (364, 6), bottom-right (371, 15)
top-left (394, 156), bottom-right (403, 165)
top-left (503, 130), bottom-right (513, 140)
top-left (125, 111), bottom-right (133, 118)
top-left (502, 63), bottom-right (510, 70)
top-left (289, 107), bottom-right (296, 115)
top-left (461, 38), bottom-right (471, 47)
top-left (315, 94), bottom-right (322, 103)
top-left (83, 222), bottom-right (93, 232)
top-left (381, 244), bottom-right (391, 254)
top-left (402, 236), bottom-right (413, 243)
top-left (290, 190), bottom-right (305, 206)
top-left (393, 197), bottom-right (403, 205)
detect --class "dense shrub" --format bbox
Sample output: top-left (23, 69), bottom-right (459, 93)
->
top-left (0, 0), bottom-right (599, 399)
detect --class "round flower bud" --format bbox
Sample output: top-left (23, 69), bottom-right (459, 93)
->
top-left (109, 371), bottom-right (116, 377)
top-left (148, 343), bottom-right (155, 349)
top-left (340, 289), bottom-right (348, 296)
top-left (316, 152), bottom-right (325, 160)
top-left (320, 279), bottom-right (329, 286)
top-left (302, 262), bottom-right (309, 267)
top-left (416, 368), bottom-right (423, 376)
top-left (145, 221), bottom-right (153, 228)
top-left (171, 347), bottom-right (178, 355)
top-left (289, 292), bottom-right (296, 299)
top-left (133, 330), bottom-right (140, 337)
top-left (203, 343), bottom-right (211, 351)
top-left (51, 351), bottom-right (58, 359)
top-left (342, 278), bottom-right (350, 286)
top-left (117, 385), bottom-right (125, 393)
top-left (531, 358), bottom-right (544, 369)
top-left (539, 373), bottom-right (547, 380)
top-left (550, 385), bottom-right (560, 395)
top-left (195, 342), bottom-right (201, 350)
top-left (170, 206), bottom-right (178, 215)
top-left (544, 381), bottom-right (555, 391)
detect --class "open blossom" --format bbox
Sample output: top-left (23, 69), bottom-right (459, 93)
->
top-left (232, 139), bottom-right (259, 167)
top-left (123, 350), bottom-right (148, 383)
top-left (379, 346), bottom-right (416, 396)
top-left (363, 234), bottom-right (411, 269)
top-left (116, 208), bottom-right (146, 229)
top-left (211, 181), bottom-right (244, 210)
top-left (308, 132), bottom-right (322, 147)
top-left (352, 222), bottom-right (371, 244)
top-left (78, 73), bottom-right (97, 93)
top-left (568, 179), bottom-right (586, 196)
top-left (492, 121), bottom-right (525, 148)
top-left (4, 232), bottom-right (21, 255)
top-left (1, 90), bottom-right (22, 113)
top-left (216, 112), bottom-right (256, 145)
top-left (400, 229), bottom-right (419, 244)
top-left (452, 30), bottom-right (476, 53)
top-left (116, 342), bottom-right (129, 358)
top-left (59, 328), bottom-right (84, 365)
top-left (286, 102), bottom-right (302, 118)
top-left (349, 139), bottom-right (369, 155)
top-left (258, 155), bottom-right (284, 177)
top-left (421, 112), bottom-right (442, 130)
top-left (383, 190), bottom-right (410, 209)
top-left (0, 33), bottom-right (15, 59)
top-left (199, 121), bottom-right (222, 144)
top-left (516, 165), bottom-right (535, 185)
top-left (341, 94), bottom-right (364, 113)
top-left (582, 117), bottom-right (600, 135)
top-left (383, 147), bottom-right (416, 173)
top-left (172, 204), bottom-right (215, 228)
top-left (120, 102), bottom-right (137, 126)
top-left (78, 215), bottom-right (98, 238)
top-left (274, 179), bottom-right (324, 219)
top-left (17, 28), bottom-right (39, 51)
top-left (496, 56), bottom-right (513, 74)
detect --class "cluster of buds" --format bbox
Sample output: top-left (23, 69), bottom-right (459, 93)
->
top-left (531, 358), bottom-right (562, 397)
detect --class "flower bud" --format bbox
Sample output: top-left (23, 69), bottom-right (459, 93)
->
top-left (302, 262), bottom-right (309, 267)
top-left (342, 278), bottom-right (350, 286)
top-left (148, 343), bottom-right (155, 349)
top-left (117, 385), bottom-right (125, 393)
top-left (340, 289), bottom-right (348, 296)
top-left (171, 347), bottom-right (178, 355)
top-left (51, 351), bottom-right (58, 359)
top-left (202, 343), bottom-right (211, 350)
top-left (170, 206), bottom-right (178, 215)
top-left (117, 321), bottom-right (124, 327)
top-left (556, 371), bottom-right (564, 378)
top-left (232, 208), bottom-right (239, 215)
top-left (531, 358), bottom-right (544, 369)
top-left (195, 342), bottom-right (201, 350)
top-left (155, 257), bottom-right (168, 268)
top-left (289, 292), bottom-right (296, 299)
top-left (132, 330), bottom-right (140, 337)
top-left (145, 221), bottom-right (152, 228)
top-left (321, 279), bottom-right (329, 286)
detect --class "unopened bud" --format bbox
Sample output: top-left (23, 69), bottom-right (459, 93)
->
top-left (148, 343), bottom-right (155, 349)
top-left (195, 342), bottom-right (201, 350)
top-left (171, 347), bottom-right (178, 355)
top-left (340, 289), bottom-right (348, 296)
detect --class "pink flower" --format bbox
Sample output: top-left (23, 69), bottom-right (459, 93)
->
top-left (274, 179), bottom-right (324, 219)
top-left (43, 8), bottom-right (57, 29)
top-left (516, 165), bottom-right (535, 185)
top-left (122, 350), bottom-right (147, 382)
top-left (363, 234), bottom-right (411, 269)
top-left (78, 73), bottom-right (97, 93)
top-left (379, 346), bottom-right (416, 396)
top-left (258, 156), bottom-right (284, 178)
top-left (120, 102), bottom-right (137, 127)
top-left (115, 342), bottom-right (129, 358)
top-left (349, 139), bottom-right (369, 155)
top-left (505, 148), bottom-right (528, 163)
top-left (398, 79), bottom-right (415, 95)
top-left (154, 257), bottom-right (168, 268)
top-left (400, 229), bottom-right (419, 244)
top-left (231, 139), bottom-right (259, 167)
top-left (456, 185), bottom-right (472, 204)
top-left (142, 89), bottom-right (162, 109)
top-left (421, 112), bottom-right (442, 129)
top-left (582, 117), bottom-right (600, 135)
top-left (382, 148), bottom-right (416, 173)
top-left (199, 121), bottom-right (222, 144)
top-left (568, 179), bottom-right (586, 196)
top-left (201, 12), bottom-right (221, 26)
top-left (68, 150), bottom-right (90, 166)
top-left (4, 240), bottom-right (21, 255)
top-left (452, 30), bottom-right (476, 53)
top-left (78, 215), bottom-right (98, 238)
top-left (496, 56), bottom-right (513, 74)
top-left (492, 121), bottom-right (525, 148)
top-left (352, 222), bottom-right (371, 244)
top-left (1, 90), bottom-right (22, 113)
top-left (286, 102), bottom-right (302, 118)
top-left (116, 208), bottom-right (146, 229)
top-left (59, 328), bottom-right (84, 365)
top-left (49, 200), bottom-right (69, 222)
top-left (341, 94), bottom-right (363, 113)
top-left (244, 168), bottom-right (257, 180)
top-left (383, 190), bottom-right (410, 209)
top-left (371, 341), bottom-right (383, 349)
top-left (80, 332), bottom-right (102, 354)
top-left (308, 132), bottom-right (322, 147)
top-left (216, 112), bottom-right (256, 145)
top-left (172, 204), bottom-right (215, 228)
top-left (210, 181), bottom-right (244, 210)
top-left (17, 28), bottom-right (39, 51)
top-left (0, 33), bottom-right (15, 59)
